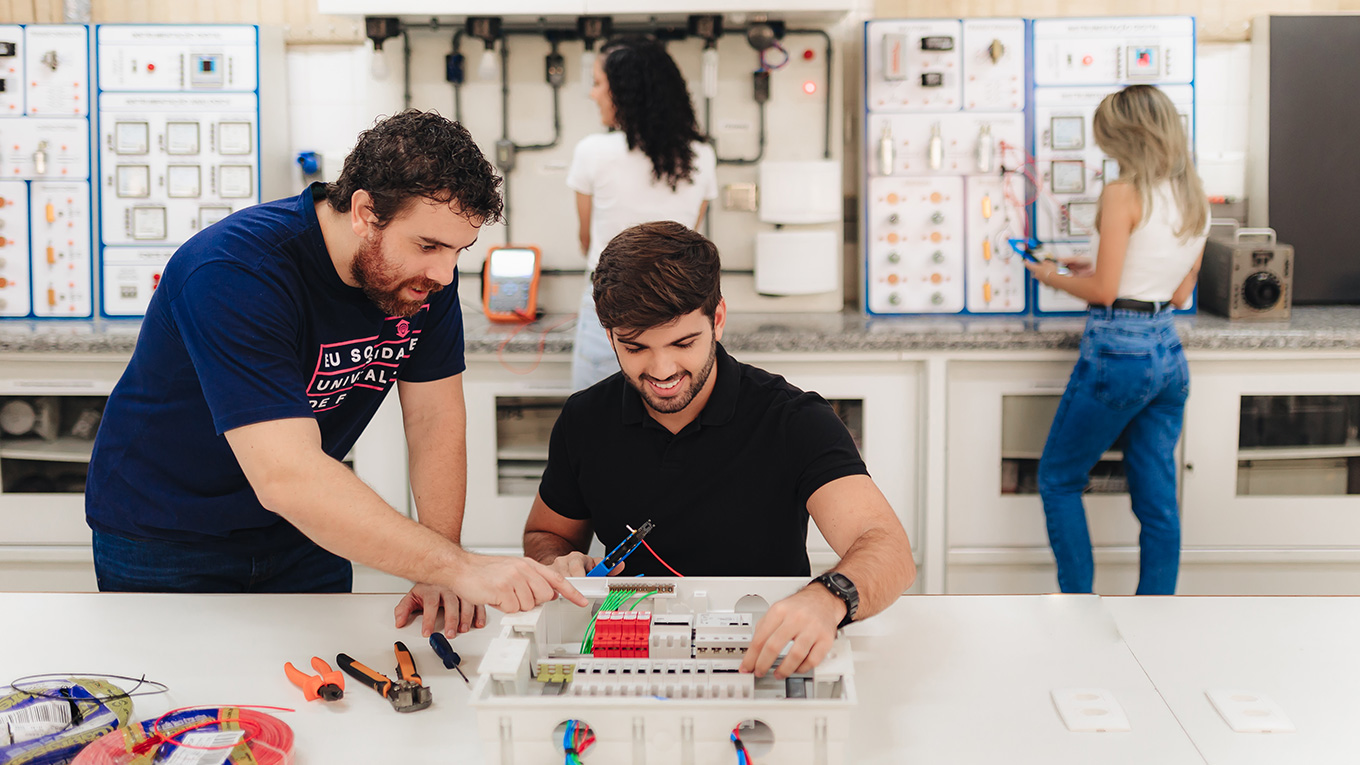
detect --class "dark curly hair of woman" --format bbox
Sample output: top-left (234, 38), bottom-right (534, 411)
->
top-left (326, 110), bottom-right (504, 227)
top-left (601, 36), bottom-right (703, 191)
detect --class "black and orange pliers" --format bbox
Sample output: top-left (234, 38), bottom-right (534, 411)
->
top-left (284, 656), bottom-right (345, 702)
top-left (336, 641), bottom-right (432, 713)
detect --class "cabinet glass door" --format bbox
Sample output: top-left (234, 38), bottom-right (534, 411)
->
top-left (1236, 395), bottom-right (1360, 496)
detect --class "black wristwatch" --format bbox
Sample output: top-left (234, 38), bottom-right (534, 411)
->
top-left (813, 572), bottom-right (859, 629)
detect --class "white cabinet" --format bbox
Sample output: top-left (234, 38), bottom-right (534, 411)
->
top-left (461, 358), bottom-right (572, 552)
top-left (0, 352), bottom-right (412, 593)
top-left (753, 356), bottom-right (921, 571)
top-left (1182, 358), bottom-right (1360, 560)
top-left (944, 358), bottom-right (1164, 594)
top-left (460, 355), bottom-right (922, 575)
top-left (0, 356), bottom-right (122, 591)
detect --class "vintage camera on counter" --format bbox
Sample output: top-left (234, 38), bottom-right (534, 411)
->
top-left (1198, 224), bottom-right (1293, 320)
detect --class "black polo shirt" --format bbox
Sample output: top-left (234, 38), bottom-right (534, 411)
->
top-left (537, 343), bottom-right (868, 576)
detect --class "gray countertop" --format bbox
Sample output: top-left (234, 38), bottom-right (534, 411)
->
top-left (3, 306), bottom-right (1360, 356)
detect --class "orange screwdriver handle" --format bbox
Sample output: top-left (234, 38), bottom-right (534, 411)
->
top-left (394, 641), bottom-right (423, 685)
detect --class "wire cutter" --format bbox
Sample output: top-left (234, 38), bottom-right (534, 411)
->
top-left (587, 520), bottom-right (654, 577)
top-left (284, 656), bottom-right (345, 702)
top-left (336, 642), bottom-right (432, 713)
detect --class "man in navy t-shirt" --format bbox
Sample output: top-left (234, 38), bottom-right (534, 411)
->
top-left (87, 111), bottom-right (585, 633)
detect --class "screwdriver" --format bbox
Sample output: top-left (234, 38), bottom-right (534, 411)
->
top-left (430, 632), bottom-right (470, 686)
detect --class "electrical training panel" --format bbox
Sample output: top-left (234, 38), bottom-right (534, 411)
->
top-left (0, 25), bottom-right (94, 318)
top-left (97, 25), bottom-right (287, 317)
top-left (472, 578), bottom-right (855, 765)
top-left (863, 16), bottom-right (1197, 315)
top-left (1029, 17), bottom-right (1196, 314)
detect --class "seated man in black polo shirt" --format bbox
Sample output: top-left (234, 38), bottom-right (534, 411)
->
top-left (523, 221), bottom-right (916, 679)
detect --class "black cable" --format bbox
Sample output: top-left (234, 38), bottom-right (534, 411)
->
top-left (9, 673), bottom-right (170, 704)
top-left (715, 102), bottom-right (766, 165)
top-left (402, 29), bottom-right (413, 111)
top-left (452, 29), bottom-right (464, 123)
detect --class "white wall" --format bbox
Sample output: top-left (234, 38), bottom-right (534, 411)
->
top-left (281, 29), bottom-right (1255, 313)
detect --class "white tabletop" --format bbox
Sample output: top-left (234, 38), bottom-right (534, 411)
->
top-left (1107, 596), bottom-right (1360, 765)
top-left (0, 591), bottom-right (1228, 764)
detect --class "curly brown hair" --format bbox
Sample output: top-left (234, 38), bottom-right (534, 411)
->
top-left (600, 36), bottom-right (702, 191)
top-left (326, 110), bottom-right (504, 227)
top-left (592, 221), bottom-right (721, 338)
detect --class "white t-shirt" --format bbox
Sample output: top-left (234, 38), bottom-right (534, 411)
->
top-left (566, 132), bottom-right (718, 270)
top-left (1091, 181), bottom-right (1209, 302)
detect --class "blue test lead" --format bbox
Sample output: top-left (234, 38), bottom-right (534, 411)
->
top-left (587, 520), bottom-right (655, 577)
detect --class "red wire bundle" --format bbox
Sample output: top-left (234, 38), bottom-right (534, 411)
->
top-left (72, 706), bottom-right (294, 765)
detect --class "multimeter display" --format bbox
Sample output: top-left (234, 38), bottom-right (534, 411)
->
top-left (482, 246), bottom-right (541, 322)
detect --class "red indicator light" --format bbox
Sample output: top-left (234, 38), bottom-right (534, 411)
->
top-left (147, 63), bottom-right (155, 72)
top-left (803, 80), bottom-right (817, 95)
top-left (803, 49), bottom-right (815, 61)
top-left (1082, 55), bottom-right (1093, 66)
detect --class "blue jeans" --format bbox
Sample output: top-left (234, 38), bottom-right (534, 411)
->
top-left (92, 522), bottom-right (353, 593)
top-left (1038, 306), bottom-right (1189, 595)
top-left (572, 281), bottom-right (619, 391)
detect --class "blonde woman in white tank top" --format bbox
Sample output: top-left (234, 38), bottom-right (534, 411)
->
top-left (1024, 85), bottom-right (1210, 596)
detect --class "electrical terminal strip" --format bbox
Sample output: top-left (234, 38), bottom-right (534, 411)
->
top-left (569, 658), bottom-right (753, 700)
top-left (693, 613), bottom-right (754, 658)
top-left (607, 581), bottom-right (676, 595)
top-left (535, 662), bottom-right (576, 683)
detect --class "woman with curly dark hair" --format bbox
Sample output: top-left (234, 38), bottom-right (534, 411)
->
top-left (567, 35), bottom-right (718, 390)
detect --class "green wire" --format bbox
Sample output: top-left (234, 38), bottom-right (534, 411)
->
top-left (580, 589), bottom-right (629, 654)
top-left (625, 590), bottom-right (658, 610)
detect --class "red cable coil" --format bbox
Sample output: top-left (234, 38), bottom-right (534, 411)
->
top-left (72, 706), bottom-right (294, 765)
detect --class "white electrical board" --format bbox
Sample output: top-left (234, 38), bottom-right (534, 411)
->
top-left (1032, 17), bottom-right (1195, 87)
top-left (96, 24), bottom-right (285, 317)
top-left (864, 18), bottom-right (1026, 316)
top-left (472, 578), bottom-right (856, 765)
top-left (864, 15), bottom-right (1197, 315)
top-left (0, 24), bottom-right (93, 318)
top-left (1031, 83), bottom-right (1194, 244)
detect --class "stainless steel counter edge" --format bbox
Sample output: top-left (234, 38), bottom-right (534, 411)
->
top-left (3, 307), bottom-right (1360, 355)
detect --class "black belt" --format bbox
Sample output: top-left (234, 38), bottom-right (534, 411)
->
top-left (1094, 298), bottom-right (1166, 313)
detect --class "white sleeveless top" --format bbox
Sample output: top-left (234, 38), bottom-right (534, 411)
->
top-left (1090, 181), bottom-right (1209, 302)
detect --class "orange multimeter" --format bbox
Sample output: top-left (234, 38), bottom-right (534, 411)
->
top-left (482, 245), bottom-right (542, 323)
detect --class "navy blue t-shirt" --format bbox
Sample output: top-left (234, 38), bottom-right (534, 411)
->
top-left (86, 184), bottom-right (466, 542)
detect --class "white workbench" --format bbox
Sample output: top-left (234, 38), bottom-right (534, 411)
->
top-left (3, 592), bottom-right (1357, 763)
top-left (1107, 596), bottom-right (1360, 764)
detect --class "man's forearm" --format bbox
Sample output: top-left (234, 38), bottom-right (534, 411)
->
top-left (408, 445), bottom-right (467, 543)
top-left (823, 527), bottom-right (916, 621)
top-left (268, 453), bottom-right (468, 587)
top-left (523, 530), bottom-right (582, 564)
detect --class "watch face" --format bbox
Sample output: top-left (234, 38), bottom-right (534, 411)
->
top-left (829, 573), bottom-right (852, 589)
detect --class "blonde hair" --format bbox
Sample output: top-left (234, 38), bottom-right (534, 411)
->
top-left (1092, 84), bottom-right (1208, 242)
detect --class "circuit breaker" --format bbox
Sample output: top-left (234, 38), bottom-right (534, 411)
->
top-left (472, 578), bottom-right (855, 765)
top-left (0, 24), bottom-right (93, 318)
top-left (95, 25), bottom-right (286, 317)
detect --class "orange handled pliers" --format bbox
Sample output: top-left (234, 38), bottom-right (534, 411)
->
top-left (284, 656), bottom-right (345, 702)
